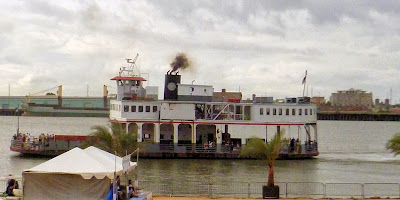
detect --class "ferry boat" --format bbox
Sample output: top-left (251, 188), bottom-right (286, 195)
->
top-left (109, 56), bottom-right (318, 159)
top-left (10, 56), bottom-right (318, 158)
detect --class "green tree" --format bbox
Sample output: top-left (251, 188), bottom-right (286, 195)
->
top-left (387, 133), bottom-right (400, 156)
top-left (240, 133), bottom-right (283, 186)
top-left (83, 123), bottom-right (138, 157)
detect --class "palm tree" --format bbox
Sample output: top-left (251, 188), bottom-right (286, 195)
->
top-left (387, 133), bottom-right (400, 156)
top-left (240, 133), bottom-right (283, 187)
top-left (83, 123), bottom-right (138, 157)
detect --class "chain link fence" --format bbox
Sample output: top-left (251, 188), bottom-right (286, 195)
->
top-left (137, 180), bottom-right (400, 199)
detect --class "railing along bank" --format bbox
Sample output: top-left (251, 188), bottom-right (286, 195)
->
top-left (137, 180), bottom-right (400, 199)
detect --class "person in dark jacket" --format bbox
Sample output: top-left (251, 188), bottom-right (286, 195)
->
top-left (6, 179), bottom-right (16, 196)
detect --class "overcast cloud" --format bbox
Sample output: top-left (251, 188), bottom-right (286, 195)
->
top-left (0, 0), bottom-right (399, 103)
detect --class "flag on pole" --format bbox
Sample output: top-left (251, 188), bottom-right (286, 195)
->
top-left (302, 70), bottom-right (307, 85)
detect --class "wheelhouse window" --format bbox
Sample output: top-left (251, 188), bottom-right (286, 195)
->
top-left (139, 106), bottom-right (143, 112)
top-left (279, 108), bottom-right (282, 115)
top-left (310, 109), bottom-right (313, 115)
top-left (299, 109), bottom-right (302, 115)
top-left (153, 106), bottom-right (158, 112)
top-left (266, 108), bottom-right (270, 115)
top-left (273, 108), bottom-right (277, 115)
top-left (146, 106), bottom-right (150, 112)
top-left (131, 106), bottom-right (136, 112)
top-left (292, 109), bottom-right (296, 115)
top-left (260, 108), bottom-right (264, 115)
top-left (286, 109), bottom-right (289, 115)
top-left (305, 109), bottom-right (308, 115)
top-left (124, 105), bottom-right (129, 112)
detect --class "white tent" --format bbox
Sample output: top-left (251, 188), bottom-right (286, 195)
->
top-left (23, 147), bottom-right (137, 200)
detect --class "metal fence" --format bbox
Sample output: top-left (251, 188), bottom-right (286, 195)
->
top-left (0, 178), bottom-right (398, 198)
top-left (137, 180), bottom-right (400, 199)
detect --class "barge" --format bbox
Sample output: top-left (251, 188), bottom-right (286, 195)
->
top-left (10, 134), bottom-right (87, 156)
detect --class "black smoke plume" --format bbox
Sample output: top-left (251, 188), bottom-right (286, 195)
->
top-left (170, 53), bottom-right (190, 73)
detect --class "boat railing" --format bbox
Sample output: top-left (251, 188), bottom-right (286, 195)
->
top-left (10, 140), bottom-right (23, 149)
top-left (157, 143), bottom-right (317, 155)
top-left (282, 142), bottom-right (318, 155)
top-left (158, 144), bottom-right (233, 153)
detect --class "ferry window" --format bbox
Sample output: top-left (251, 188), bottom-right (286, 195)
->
top-left (266, 108), bottom-right (270, 115)
top-left (310, 109), bottom-right (313, 115)
top-left (124, 105), bottom-right (129, 112)
top-left (146, 106), bottom-right (150, 112)
top-left (305, 109), bottom-right (308, 115)
top-left (299, 109), bottom-right (302, 115)
top-left (273, 108), bottom-right (276, 115)
top-left (292, 109), bottom-right (296, 115)
top-left (260, 108), bottom-right (263, 115)
top-left (160, 134), bottom-right (164, 139)
top-left (190, 87), bottom-right (194, 92)
top-left (131, 106), bottom-right (136, 112)
top-left (139, 106), bottom-right (143, 112)
top-left (204, 89), bottom-right (207, 92)
top-left (286, 109), bottom-right (289, 115)
top-left (153, 106), bottom-right (158, 112)
top-left (279, 108), bottom-right (282, 115)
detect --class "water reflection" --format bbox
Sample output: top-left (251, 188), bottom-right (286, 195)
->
top-left (9, 154), bottom-right (48, 176)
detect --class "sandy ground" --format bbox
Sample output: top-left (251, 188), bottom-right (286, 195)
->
top-left (153, 197), bottom-right (400, 200)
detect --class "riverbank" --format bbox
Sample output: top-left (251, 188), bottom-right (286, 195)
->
top-left (153, 197), bottom-right (400, 200)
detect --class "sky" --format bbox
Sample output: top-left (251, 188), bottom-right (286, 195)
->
top-left (0, 0), bottom-right (399, 103)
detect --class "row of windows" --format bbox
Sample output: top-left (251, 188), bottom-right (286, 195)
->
top-left (124, 105), bottom-right (158, 113)
top-left (111, 104), bottom-right (158, 113)
top-left (259, 108), bottom-right (313, 116)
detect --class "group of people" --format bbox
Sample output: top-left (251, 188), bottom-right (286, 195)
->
top-left (13, 132), bottom-right (55, 144)
top-left (106, 176), bottom-right (140, 200)
top-left (3, 175), bottom-right (19, 197)
top-left (289, 138), bottom-right (301, 153)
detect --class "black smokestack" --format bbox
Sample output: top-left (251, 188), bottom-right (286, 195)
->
top-left (170, 53), bottom-right (190, 73)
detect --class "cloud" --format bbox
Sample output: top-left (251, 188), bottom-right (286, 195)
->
top-left (0, 0), bottom-right (399, 102)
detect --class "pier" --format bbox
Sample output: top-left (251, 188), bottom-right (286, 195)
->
top-left (317, 112), bottom-right (400, 121)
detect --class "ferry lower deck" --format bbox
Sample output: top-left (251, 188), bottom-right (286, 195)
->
top-left (116, 120), bottom-right (318, 159)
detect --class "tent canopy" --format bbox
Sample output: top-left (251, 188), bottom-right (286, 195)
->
top-left (24, 147), bottom-right (137, 179)
top-left (23, 147), bottom-right (137, 200)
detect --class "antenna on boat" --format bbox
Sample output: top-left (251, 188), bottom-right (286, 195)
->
top-left (124, 53), bottom-right (139, 77)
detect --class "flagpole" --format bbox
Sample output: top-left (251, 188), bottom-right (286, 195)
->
top-left (16, 105), bottom-right (20, 134)
top-left (303, 82), bottom-right (306, 97)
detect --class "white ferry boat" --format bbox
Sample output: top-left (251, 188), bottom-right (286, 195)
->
top-left (109, 57), bottom-right (318, 159)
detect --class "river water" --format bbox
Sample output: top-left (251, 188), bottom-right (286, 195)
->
top-left (0, 116), bottom-right (399, 184)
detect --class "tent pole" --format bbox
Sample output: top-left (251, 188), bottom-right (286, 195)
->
top-left (113, 152), bottom-right (117, 200)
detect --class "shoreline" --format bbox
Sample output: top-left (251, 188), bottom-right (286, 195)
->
top-left (153, 197), bottom-right (400, 200)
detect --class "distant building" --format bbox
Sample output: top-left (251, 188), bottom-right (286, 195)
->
top-left (330, 88), bottom-right (373, 110)
top-left (213, 89), bottom-right (242, 102)
top-left (310, 96), bottom-right (326, 107)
